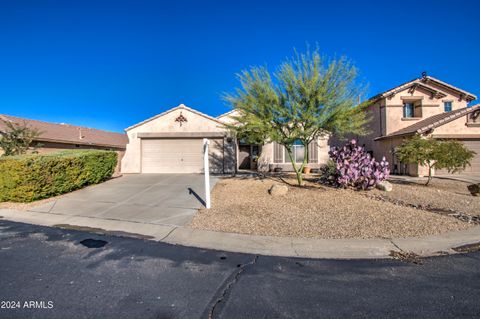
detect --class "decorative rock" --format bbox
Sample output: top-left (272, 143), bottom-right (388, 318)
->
top-left (376, 181), bottom-right (393, 192)
top-left (467, 183), bottom-right (480, 196)
top-left (268, 184), bottom-right (288, 196)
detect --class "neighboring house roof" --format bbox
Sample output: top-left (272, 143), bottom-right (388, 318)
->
top-left (0, 114), bottom-right (128, 149)
top-left (370, 75), bottom-right (477, 102)
top-left (216, 109), bottom-right (237, 119)
top-left (125, 104), bottom-right (226, 131)
top-left (375, 104), bottom-right (480, 140)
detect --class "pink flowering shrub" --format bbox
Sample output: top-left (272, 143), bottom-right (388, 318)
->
top-left (328, 139), bottom-right (390, 190)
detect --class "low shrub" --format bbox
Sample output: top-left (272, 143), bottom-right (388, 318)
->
top-left (0, 150), bottom-right (117, 202)
top-left (395, 135), bottom-right (475, 186)
top-left (328, 139), bottom-right (389, 190)
top-left (319, 160), bottom-right (338, 185)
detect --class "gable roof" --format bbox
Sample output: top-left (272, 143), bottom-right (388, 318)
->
top-left (125, 104), bottom-right (226, 131)
top-left (216, 109), bottom-right (237, 119)
top-left (0, 114), bottom-right (128, 149)
top-left (375, 104), bottom-right (480, 140)
top-left (370, 75), bottom-right (477, 103)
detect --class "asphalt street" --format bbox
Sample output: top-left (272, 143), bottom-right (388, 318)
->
top-left (0, 220), bottom-right (479, 319)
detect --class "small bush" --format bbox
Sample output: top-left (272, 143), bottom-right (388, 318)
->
top-left (395, 135), bottom-right (475, 185)
top-left (319, 160), bottom-right (338, 185)
top-left (0, 150), bottom-right (117, 202)
top-left (328, 139), bottom-right (390, 190)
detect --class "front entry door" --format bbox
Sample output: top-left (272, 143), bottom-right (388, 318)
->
top-left (238, 145), bottom-right (251, 169)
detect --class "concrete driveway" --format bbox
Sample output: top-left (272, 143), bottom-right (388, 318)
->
top-left (28, 174), bottom-right (218, 226)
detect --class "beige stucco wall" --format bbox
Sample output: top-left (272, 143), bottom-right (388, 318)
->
top-left (373, 136), bottom-right (428, 176)
top-left (208, 138), bottom-right (236, 174)
top-left (342, 100), bottom-right (386, 160)
top-left (432, 116), bottom-right (480, 135)
top-left (384, 85), bottom-right (469, 135)
top-left (317, 136), bottom-right (330, 165)
top-left (121, 105), bottom-right (230, 173)
top-left (257, 142), bottom-right (273, 172)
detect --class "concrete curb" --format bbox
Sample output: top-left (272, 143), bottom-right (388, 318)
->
top-left (1, 208), bottom-right (479, 259)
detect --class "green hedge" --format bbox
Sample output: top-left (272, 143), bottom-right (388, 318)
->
top-left (0, 150), bottom-right (117, 202)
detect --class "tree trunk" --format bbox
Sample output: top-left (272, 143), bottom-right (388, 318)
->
top-left (285, 142), bottom-right (310, 187)
top-left (286, 148), bottom-right (303, 186)
top-left (425, 165), bottom-right (433, 186)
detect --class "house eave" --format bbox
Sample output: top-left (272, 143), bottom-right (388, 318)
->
top-left (33, 137), bottom-right (126, 149)
top-left (373, 132), bottom-right (416, 141)
top-left (368, 76), bottom-right (477, 103)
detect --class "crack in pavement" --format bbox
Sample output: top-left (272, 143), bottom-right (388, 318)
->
top-left (389, 238), bottom-right (403, 252)
top-left (207, 255), bottom-right (259, 319)
top-left (47, 200), bottom-right (58, 213)
top-left (387, 238), bottom-right (423, 265)
top-left (158, 227), bottom-right (178, 241)
top-left (290, 240), bottom-right (300, 257)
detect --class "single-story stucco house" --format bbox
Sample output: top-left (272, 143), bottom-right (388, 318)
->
top-left (120, 104), bottom-right (329, 174)
top-left (0, 114), bottom-right (128, 173)
top-left (121, 75), bottom-right (479, 176)
top-left (0, 114), bottom-right (128, 153)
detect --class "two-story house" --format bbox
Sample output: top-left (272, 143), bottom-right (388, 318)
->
top-left (355, 73), bottom-right (479, 176)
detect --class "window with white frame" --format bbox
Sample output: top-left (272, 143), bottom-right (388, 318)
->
top-left (273, 140), bottom-right (318, 164)
top-left (284, 140), bottom-right (305, 163)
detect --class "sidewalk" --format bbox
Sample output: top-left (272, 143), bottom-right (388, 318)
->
top-left (1, 208), bottom-right (479, 259)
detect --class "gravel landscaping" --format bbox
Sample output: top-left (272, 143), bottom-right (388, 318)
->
top-left (189, 176), bottom-right (473, 239)
top-left (371, 177), bottom-right (480, 216)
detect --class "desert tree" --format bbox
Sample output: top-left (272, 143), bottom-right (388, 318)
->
top-left (224, 48), bottom-right (370, 185)
top-left (395, 135), bottom-right (475, 186)
top-left (0, 119), bottom-right (41, 156)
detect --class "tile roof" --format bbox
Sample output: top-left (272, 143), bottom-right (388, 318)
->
top-left (375, 104), bottom-right (480, 140)
top-left (370, 75), bottom-right (477, 102)
top-left (0, 114), bottom-right (128, 149)
top-left (216, 109), bottom-right (237, 119)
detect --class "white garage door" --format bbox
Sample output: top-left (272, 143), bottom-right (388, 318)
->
top-left (141, 139), bottom-right (204, 173)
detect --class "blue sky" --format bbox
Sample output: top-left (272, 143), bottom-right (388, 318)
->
top-left (1, 0), bottom-right (479, 133)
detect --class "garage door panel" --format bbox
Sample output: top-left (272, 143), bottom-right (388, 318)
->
top-left (141, 139), bottom-right (204, 173)
top-left (141, 138), bottom-right (227, 173)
